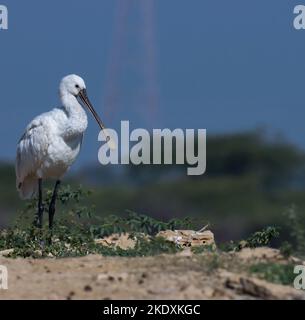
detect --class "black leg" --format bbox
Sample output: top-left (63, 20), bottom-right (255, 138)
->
top-left (35, 179), bottom-right (44, 228)
top-left (49, 180), bottom-right (61, 229)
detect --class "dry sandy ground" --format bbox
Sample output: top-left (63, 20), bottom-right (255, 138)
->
top-left (0, 248), bottom-right (304, 300)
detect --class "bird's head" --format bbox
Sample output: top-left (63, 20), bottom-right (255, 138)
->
top-left (59, 74), bottom-right (116, 149)
top-left (60, 74), bottom-right (86, 97)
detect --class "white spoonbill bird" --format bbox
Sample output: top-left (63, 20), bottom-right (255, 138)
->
top-left (16, 74), bottom-right (114, 229)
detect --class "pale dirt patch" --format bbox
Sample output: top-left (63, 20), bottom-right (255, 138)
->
top-left (0, 247), bottom-right (304, 300)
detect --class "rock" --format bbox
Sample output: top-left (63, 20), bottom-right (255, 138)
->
top-left (95, 233), bottom-right (139, 250)
top-left (95, 229), bottom-right (215, 251)
top-left (219, 270), bottom-right (305, 300)
top-left (156, 229), bottom-right (215, 248)
top-left (0, 248), bottom-right (14, 256)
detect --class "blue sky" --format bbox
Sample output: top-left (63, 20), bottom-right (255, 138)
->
top-left (0, 0), bottom-right (305, 168)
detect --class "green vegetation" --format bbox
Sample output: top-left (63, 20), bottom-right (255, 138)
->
top-left (249, 263), bottom-right (296, 286)
top-left (0, 217), bottom-right (183, 258)
top-left (191, 244), bottom-right (216, 254)
top-left (0, 183), bottom-right (303, 261)
top-left (0, 130), bottom-right (304, 293)
top-left (283, 205), bottom-right (305, 256)
top-left (90, 210), bottom-right (194, 237)
top-left (0, 186), bottom-right (193, 258)
top-left (279, 241), bottom-right (294, 259)
top-left (0, 184), bottom-right (302, 290)
top-left (0, 224), bottom-right (181, 259)
top-left (2, 130), bottom-right (305, 245)
top-left (221, 226), bottom-right (280, 252)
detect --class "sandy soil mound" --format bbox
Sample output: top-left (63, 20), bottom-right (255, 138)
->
top-left (0, 247), bottom-right (304, 300)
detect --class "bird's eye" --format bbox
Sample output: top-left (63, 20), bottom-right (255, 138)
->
top-left (75, 84), bottom-right (80, 89)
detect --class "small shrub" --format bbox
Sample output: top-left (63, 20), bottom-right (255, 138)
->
top-left (279, 241), bottom-right (293, 259)
top-left (221, 226), bottom-right (280, 252)
top-left (89, 212), bottom-right (194, 238)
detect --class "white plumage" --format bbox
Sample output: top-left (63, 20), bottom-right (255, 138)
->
top-left (16, 74), bottom-right (114, 228)
top-left (16, 74), bottom-right (104, 200)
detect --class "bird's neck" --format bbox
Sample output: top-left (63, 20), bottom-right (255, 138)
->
top-left (60, 93), bottom-right (88, 137)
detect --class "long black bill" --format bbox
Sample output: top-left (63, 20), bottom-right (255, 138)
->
top-left (78, 89), bottom-right (114, 147)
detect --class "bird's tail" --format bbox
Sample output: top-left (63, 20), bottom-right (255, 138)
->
top-left (16, 176), bottom-right (38, 200)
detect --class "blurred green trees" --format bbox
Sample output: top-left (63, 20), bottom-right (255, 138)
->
top-left (1, 130), bottom-right (305, 241)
